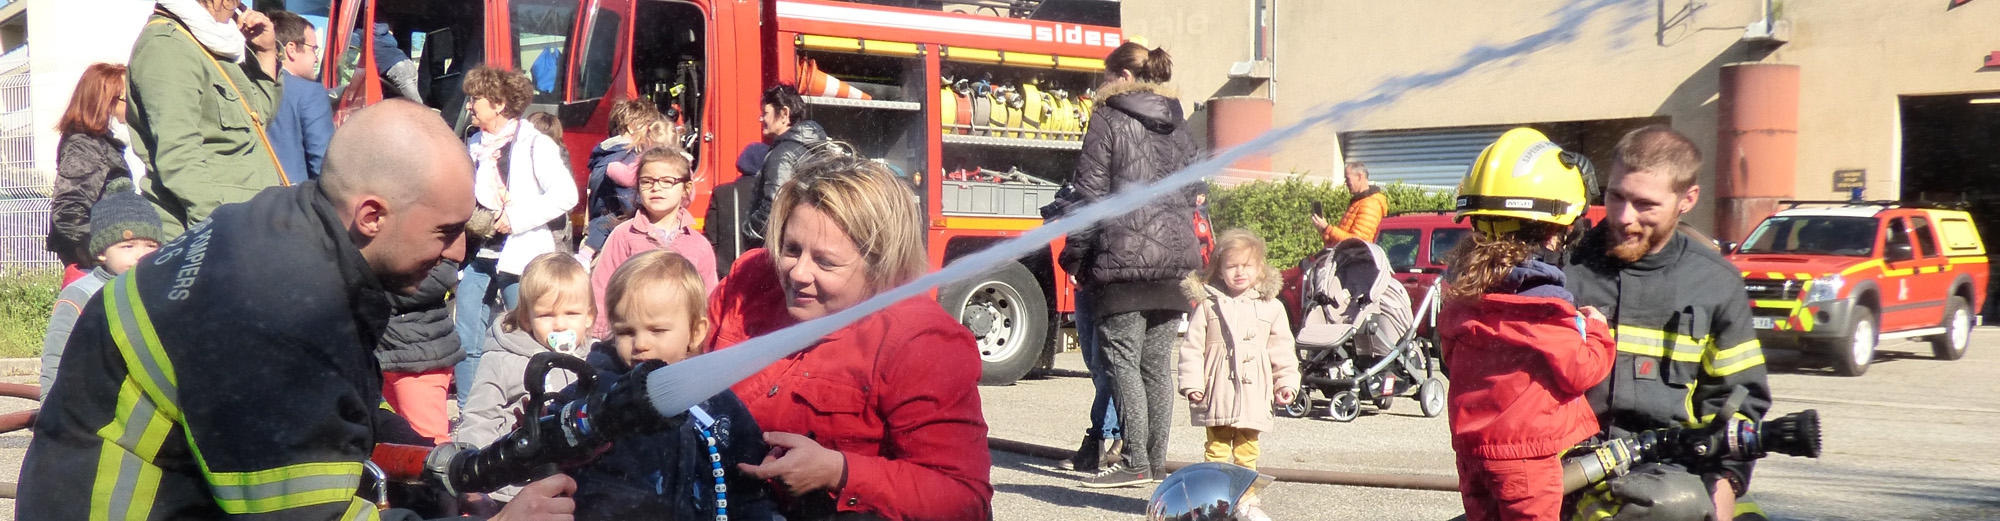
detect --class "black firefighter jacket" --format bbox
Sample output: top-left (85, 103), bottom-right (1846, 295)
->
top-left (1564, 227), bottom-right (1773, 490)
top-left (21, 181), bottom-right (430, 520)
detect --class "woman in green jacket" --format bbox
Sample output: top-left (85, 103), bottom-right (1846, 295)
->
top-left (126, 0), bottom-right (287, 237)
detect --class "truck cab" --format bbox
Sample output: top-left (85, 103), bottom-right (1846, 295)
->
top-left (1727, 202), bottom-right (1988, 376)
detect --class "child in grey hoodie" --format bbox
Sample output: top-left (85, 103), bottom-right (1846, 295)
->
top-left (41, 179), bottom-right (161, 400)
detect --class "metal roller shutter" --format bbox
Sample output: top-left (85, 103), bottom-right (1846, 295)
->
top-left (1339, 127), bottom-right (1509, 189)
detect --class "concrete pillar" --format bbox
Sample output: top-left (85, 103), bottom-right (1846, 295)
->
top-left (1206, 96), bottom-right (1272, 179)
top-left (1715, 63), bottom-right (1800, 243)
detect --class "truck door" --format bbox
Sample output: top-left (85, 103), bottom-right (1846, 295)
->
top-left (1906, 215), bottom-right (1952, 327)
top-left (317, 0), bottom-right (490, 127)
top-left (1880, 216), bottom-right (1944, 331)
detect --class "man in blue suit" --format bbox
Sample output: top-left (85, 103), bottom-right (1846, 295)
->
top-left (264, 10), bottom-right (334, 183)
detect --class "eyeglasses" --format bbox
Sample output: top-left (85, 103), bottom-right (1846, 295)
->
top-left (638, 176), bottom-right (692, 190)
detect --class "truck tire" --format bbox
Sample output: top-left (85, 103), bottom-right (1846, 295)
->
top-left (940, 261), bottom-right (1049, 386)
top-left (1832, 310), bottom-right (1877, 377)
top-left (1930, 296), bottom-right (1972, 361)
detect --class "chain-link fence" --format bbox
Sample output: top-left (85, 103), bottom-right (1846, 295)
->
top-left (0, 46), bottom-right (54, 270)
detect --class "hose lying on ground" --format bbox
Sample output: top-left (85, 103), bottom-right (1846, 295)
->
top-left (986, 437), bottom-right (1460, 492)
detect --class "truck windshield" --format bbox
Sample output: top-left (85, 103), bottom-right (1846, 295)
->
top-left (1378, 229), bottom-right (1420, 271)
top-left (1739, 216), bottom-right (1878, 256)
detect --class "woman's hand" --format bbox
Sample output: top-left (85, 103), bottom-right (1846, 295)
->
top-left (1275, 387), bottom-right (1297, 405)
top-left (495, 212), bottom-right (514, 236)
top-left (738, 432), bottom-right (848, 496)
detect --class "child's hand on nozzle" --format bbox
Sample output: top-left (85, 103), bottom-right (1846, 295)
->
top-left (1580, 306), bottom-right (1607, 325)
top-left (1186, 391), bottom-right (1205, 404)
top-left (1275, 387), bottom-right (1297, 405)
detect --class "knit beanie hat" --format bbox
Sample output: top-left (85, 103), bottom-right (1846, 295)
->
top-left (736, 142), bottom-right (771, 176)
top-left (90, 178), bottom-right (165, 256)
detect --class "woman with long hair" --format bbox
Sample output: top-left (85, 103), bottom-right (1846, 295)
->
top-left (47, 63), bottom-right (135, 273)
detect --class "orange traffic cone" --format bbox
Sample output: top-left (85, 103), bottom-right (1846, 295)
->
top-left (803, 59), bottom-right (871, 100)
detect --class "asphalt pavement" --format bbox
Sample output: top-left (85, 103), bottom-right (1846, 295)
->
top-left (982, 327), bottom-right (2000, 521)
top-left (0, 328), bottom-right (1996, 520)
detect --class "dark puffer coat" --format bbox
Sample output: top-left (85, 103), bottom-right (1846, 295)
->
top-left (376, 259), bottom-right (465, 373)
top-left (741, 120), bottom-right (829, 244)
top-left (1070, 82), bottom-right (1205, 316)
top-left (47, 132), bottom-right (131, 267)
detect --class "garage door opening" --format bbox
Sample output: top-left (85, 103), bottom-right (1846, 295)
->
top-left (1899, 93), bottom-right (2000, 318)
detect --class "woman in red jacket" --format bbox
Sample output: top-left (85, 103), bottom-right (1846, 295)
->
top-left (1439, 129), bottom-right (1616, 521)
top-left (706, 151), bottom-right (992, 521)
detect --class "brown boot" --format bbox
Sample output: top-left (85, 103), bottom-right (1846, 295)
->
top-left (1100, 438), bottom-right (1125, 468)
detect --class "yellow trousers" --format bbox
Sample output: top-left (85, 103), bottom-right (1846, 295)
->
top-left (1203, 426), bottom-right (1262, 469)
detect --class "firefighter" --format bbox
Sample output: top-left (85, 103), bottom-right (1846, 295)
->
top-left (1563, 125), bottom-right (1773, 521)
top-left (20, 101), bottom-right (576, 521)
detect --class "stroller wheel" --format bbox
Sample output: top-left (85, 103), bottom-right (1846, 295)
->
top-left (1278, 389), bottom-right (1313, 419)
top-left (1374, 395), bottom-right (1394, 411)
top-left (1419, 378), bottom-right (1447, 418)
top-left (1329, 391), bottom-right (1361, 422)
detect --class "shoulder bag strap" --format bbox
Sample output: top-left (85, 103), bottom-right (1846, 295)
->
top-left (151, 18), bottom-right (291, 187)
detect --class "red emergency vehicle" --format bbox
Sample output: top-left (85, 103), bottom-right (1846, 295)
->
top-left (318, 0), bottom-right (1123, 385)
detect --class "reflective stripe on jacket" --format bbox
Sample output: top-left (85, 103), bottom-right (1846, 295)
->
top-left (1564, 229), bottom-right (1773, 488)
top-left (20, 183), bottom-right (426, 520)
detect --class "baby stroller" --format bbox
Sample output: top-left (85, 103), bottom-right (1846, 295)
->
top-left (1283, 238), bottom-right (1446, 422)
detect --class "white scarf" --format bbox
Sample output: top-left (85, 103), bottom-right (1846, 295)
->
top-left (109, 120), bottom-right (147, 192)
top-left (158, 0), bottom-right (246, 62)
top-left (472, 120), bottom-right (521, 211)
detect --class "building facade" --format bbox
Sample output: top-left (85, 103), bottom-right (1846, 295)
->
top-left (1127, 0), bottom-right (2000, 240)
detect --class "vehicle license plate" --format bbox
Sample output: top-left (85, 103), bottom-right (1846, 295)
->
top-left (1752, 317), bottom-right (1776, 330)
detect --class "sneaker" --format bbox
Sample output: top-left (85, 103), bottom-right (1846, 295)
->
top-left (1152, 465), bottom-right (1167, 483)
top-left (1078, 462), bottom-right (1150, 488)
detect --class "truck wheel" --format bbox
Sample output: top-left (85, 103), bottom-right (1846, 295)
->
top-left (1832, 310), bottom-right (1877, 377)
top-left (1931, 297), bottom-right (1972, 361)
top-left (940, 261), bottom-right (1049, 386)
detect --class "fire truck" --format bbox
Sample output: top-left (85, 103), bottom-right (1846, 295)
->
top-left (310, 0), bottom-right (1123, 385)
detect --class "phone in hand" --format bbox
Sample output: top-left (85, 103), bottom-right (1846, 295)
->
top-left (1311, 201), bottom-right (1324, 217)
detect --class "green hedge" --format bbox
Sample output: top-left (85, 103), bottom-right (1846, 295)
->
top-left (1209, 178), bottom-right (1455, 268)
top-left (0, 268), bottom-right (61, 359)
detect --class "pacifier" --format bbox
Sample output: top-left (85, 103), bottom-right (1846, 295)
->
top-left (545, 330), bottom-right (580, 356)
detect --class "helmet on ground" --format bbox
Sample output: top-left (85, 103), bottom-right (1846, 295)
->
top-left (1147, 462), bottom-right (1273, 521)
top-left (1455, 127), bottom-right (1594, 236)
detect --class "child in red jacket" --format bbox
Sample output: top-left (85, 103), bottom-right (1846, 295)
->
top-left (1439, 129), bottom-right (1617, 521)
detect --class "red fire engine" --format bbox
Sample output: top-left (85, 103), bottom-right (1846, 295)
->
top-left (316, 0), bottom-right (1121, 385)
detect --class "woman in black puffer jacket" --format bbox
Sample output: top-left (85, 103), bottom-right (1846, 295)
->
top-left (379, 259), bottom-right (467, 444)
top-left (1069, 41), bottom-right (1206, 488)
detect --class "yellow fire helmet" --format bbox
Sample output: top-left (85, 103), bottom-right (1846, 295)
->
top-left (1455, 127), bottom-right (1593, 235)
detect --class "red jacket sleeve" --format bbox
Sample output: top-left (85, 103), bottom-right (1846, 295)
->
top-left (834, 327), bottom-right (994, 521)
top-left (1503, 310), bottom-right (1615, 396)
